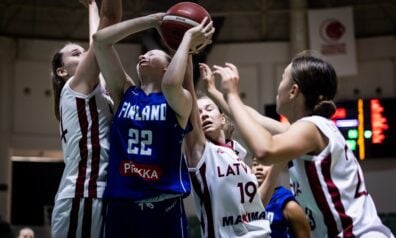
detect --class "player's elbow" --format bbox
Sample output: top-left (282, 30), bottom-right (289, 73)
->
top-left (92, 31), bottom-right (108, 48)
top-left (278, 123), bottom-right (290, 133)
top-left (161, 76), bottom-right (181, 90)
top-left (252, 149), bottom-right (275, 165)
top-left (92, 33), bottom-right (102, 49)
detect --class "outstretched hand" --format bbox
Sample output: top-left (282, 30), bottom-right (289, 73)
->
top-left (213, 63), bottom-right (241, 98)
top-left (186, 17), bottom-right (215, 54)
top-left (199, 63), bottom-right (216, 93)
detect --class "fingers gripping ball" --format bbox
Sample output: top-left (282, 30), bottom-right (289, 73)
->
top-left (160, 2), bottom-right (211, 51)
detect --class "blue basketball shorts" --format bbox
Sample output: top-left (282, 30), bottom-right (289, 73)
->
top-left (104, 196), bottom-right (188, 238)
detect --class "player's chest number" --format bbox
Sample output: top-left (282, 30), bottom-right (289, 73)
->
top-left (127, 128), bottom-right (152, 156)
top-left (237, 182), bottom-right (257, 203)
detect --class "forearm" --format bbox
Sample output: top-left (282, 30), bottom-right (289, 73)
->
top-left (205, 86), bottom-right (287, 135)
top-left (227, 93), bottom-right (273, 160)
top-left (99, 0), bottom-right (122, 28)
top-left (182, 57), bottom-right (206, 166)
top-left (206, 86), bottom-right (232, 116)
top-left (257, 163), bottom-right (283, 206)
top-left (88, 1), bottom-right (99, 43)
top-left (93, 14), bottom-right (159, 46)
top-left (183, 57), bottom-right (194, 91)
top-left (245, 106), bottom-right (289, 135)
top-left (181, 57), bottom-right (194, 100)
top-left (163, 35), bottom-right (191, 89)
top-left (286, 202), bottom-right (312, 238)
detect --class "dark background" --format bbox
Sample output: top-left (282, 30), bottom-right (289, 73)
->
top-left (11, 161), bottom-right (64, 226)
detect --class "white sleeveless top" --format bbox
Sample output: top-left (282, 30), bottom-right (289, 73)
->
top-left (55, 79), bottom-right (113, 200)
top-left (189, 141), bottom-right (271, 238)
top-left (289, 115), bottom-right (393, 237)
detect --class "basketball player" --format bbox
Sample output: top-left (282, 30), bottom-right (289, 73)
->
top-left (50, 0), bottom-right (122, 237)
top-left (181, 62), bottom-right (272, 237)
top-left (198, 63), bottom-right (308, 237)
top-left (92, 13), bottom-right (214, 237)
top-left (252, 158), bottom-right (311, 238)
top-left (214, 52), bottom-right (395, 237)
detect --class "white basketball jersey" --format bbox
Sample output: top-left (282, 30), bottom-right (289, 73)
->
top-left (289, 116), bottom-right (393, 237)
top-left (226, 139), bottom-right (248, 161)
top-left (189, 141), bottom-right (271, 238)
top-left (55, 79), bottom-right (113, 201)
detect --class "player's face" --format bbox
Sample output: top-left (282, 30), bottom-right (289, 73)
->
top-left (18, 228), bottom-right (34, 238)
top-left (276, 63), bottom-right (294, 116)
top-left (251, 158), bottom-right (271, 186)
top-left (197, 97), bottom-right (225, 138)
top-left (59, 44), bottom-right (86, 79)
top-left (137, 50), bottom-right (170, 78)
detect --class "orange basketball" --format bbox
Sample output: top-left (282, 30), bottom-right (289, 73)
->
top-left (160, 2), bottom-right (211, 51)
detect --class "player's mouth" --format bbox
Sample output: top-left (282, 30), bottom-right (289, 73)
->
top-left (202, 120), bottom-right (212, 129)
top-left (139, 59), bottom-right (149, 66)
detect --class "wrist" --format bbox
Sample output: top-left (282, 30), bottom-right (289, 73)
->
top-left (206, 86), bottom-right (218, 95)
top-left (148, 14), bottom-right (162, 28)
top-left (226, 92), bottom-right (240, 101)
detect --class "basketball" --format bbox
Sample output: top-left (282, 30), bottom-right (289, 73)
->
top-left (160, 2), bottom-right (211, 51)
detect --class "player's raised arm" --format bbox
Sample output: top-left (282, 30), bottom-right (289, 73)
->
top-left (93, 13), bottom-right (164, 108)
top-left (162, 17), bottom-right (214, 128)
top-left (70, 0), bottom-right (122, 94)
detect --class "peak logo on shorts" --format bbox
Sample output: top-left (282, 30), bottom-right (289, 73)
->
top-left (120, 160), bottom-right (162, 181)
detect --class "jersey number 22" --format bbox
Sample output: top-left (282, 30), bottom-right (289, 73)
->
top-left (128, 128), bottom-right (152, 156)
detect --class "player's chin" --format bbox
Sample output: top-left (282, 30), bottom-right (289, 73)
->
top-left (255, 175), bottom-right (263, 183)
top-left (203, 128), bottom-right (217, 139)
top-left (202, 125), bottom-right (213, 133)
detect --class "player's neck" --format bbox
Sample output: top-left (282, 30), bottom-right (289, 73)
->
top-left (140, 82), bottom-right (161, 94)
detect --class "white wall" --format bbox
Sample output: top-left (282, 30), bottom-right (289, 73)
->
top-left (206, 42), bottom-right (290, 109)
top-left (12, 39), bottom-right (62, 150)
top-left (338, 37), bottom-right (396, 99)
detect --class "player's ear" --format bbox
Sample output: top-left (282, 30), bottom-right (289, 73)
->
top-left (289, 83), bottom-right (300, 99)
top-left (221, 113), bottom-right (226, 125)
top-left (56, 67), bottom-right (68, 78)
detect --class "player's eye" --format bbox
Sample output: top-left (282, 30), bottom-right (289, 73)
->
top-left (71, 50), bottom-right (82, 56)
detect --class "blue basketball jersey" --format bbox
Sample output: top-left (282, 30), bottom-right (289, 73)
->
top-left (266, 186), bottom-right (296, 238)
top-left (104, 86), bottom-right (191, 201)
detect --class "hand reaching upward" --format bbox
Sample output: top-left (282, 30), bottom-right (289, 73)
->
top-left (213, 62), bottom-right (241, 100)
top-left (199, 63), bottom-right (216, 93)
top-left (185, 17), bottom-right (215, 54)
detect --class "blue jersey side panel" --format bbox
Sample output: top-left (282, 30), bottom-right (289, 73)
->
top-left (266, 186), bottom-right (296, 238)
top-left (104, 86), bottom-right (191, 200)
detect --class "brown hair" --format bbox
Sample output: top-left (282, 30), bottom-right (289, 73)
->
top-left (290, 52), bottom-right (337, 118)
top-left (51, 49), bottom-right (65, 121)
